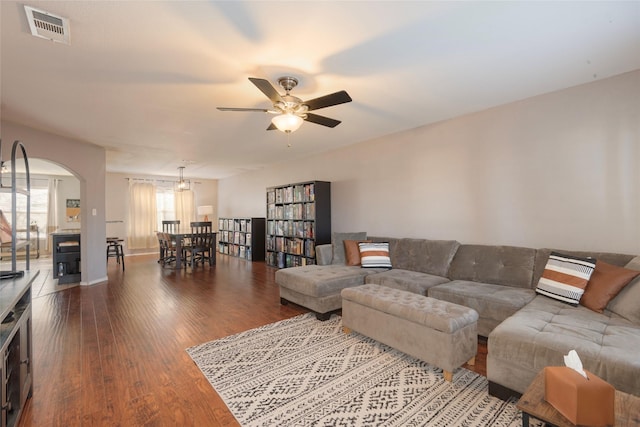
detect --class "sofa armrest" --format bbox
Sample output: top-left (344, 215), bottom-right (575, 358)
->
top-left (316, 244), bottom-right (333, 265)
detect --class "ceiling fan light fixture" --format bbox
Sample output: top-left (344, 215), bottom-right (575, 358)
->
top-left (272, 113), bottom-right (303, 133)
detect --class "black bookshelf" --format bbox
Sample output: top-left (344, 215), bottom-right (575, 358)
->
top-left (266, 181), bottom-right (331, 268)
top-left (218, 217), bottom-right (266, 261)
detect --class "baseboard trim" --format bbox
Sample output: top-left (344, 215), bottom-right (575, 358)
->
top-left (84, 276), bottom-right (108, 286)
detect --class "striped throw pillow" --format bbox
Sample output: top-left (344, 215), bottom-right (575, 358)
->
top-left (536, 252), bottom-right (596, 305)
top-left (358, 242), bottom-right (392, 269)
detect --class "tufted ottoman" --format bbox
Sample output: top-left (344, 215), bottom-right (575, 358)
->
top-left (277, 265), bottom-right (372, 320)
top-left (342, 284), bottom-right (479, 381)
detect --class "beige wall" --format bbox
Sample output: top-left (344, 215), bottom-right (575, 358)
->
top-left (0, 120), bottom-right (108, 285)
top-left (218, 70), bottom-right (640, 255)
top-left (105, 172), bottom-right (218, 255)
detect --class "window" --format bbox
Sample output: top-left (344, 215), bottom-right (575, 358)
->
top-left (0, 182), bottom-right (49, 233)
top-left (156, 186), bottom-right (175, 231)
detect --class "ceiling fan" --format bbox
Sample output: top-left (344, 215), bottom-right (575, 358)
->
top-left (217, 77), bottom-right (352, 133)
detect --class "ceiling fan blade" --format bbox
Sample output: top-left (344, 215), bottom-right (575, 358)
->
top-left (304, 113), bottom-right (342, 128)
top-left (249, 77), bottom-right (283, 104)
top-left (266, 123), bottom-right (277, 131)
top-left (304, 90), bottom-right (352, 111)
top-left (217, 107), bottom-right (270, 112)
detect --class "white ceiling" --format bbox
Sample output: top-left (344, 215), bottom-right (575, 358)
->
top-left (1, 1), bottom-right (639, 180)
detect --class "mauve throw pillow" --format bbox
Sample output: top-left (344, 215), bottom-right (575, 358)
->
top-left (607, 256), bottom-right (640, 323)
top-left (343, 240), bottom-right (371, 266)
top-left (580, 260), bottom-right (640, 313)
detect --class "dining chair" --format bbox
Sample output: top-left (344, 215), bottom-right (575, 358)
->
top-left (106, 237), bottom-right (125, 271)
top-left (184, 221), bottom-right (213, 267)
top-left (162, 220), bottom-right (180, 233)
top-left (157, 232), bottom-right (178, 266)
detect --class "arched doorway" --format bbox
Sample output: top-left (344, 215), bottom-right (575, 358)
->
top-left (0, 157), bottom-right (82, 290)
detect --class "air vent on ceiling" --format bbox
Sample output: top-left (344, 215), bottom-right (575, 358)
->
top-left (24, 5), bottom-right (70, 45)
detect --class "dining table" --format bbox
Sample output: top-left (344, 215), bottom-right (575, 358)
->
top-left (165, 229), bottom-right (216, 269)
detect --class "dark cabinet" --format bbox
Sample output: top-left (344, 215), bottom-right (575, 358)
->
top-left (1, 271), bottom-right (37, 427)
top-left (52, 233), bottom-right (81, 284)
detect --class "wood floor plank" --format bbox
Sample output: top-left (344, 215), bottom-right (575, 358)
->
top-left (18, 254), bottom-right (487, 426)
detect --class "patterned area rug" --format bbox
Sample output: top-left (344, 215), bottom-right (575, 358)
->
top-left (187, 313), bottom-right (532, 427)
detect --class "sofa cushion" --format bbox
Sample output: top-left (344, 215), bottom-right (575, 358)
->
top-left (429, 280), bottom-right (536, 336)
top-left (488, 295), bottom-right (640, 396)
top-left (315, 244), bottom-right (333, 265)
top-left (359, 242), bottom-right (392, 268)
top-left (535, 252), bottom-right (596, 306)
top-left (391, 238), bottom-right (460, 277)
top-left (275, 265), bottom-right (370, 297)
top-left (606, 256), bottom-right (640, 324)
top-left (365, 269), bottom-right (450, 295)
top-left (581, 260), bottom-right (640, 313)
top-left (331, 232), bottom-right (367, 265)
top-left (447, 244), bottom-right (536, 289)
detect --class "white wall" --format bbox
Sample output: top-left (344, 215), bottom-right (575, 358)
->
top-left (56, 177), bottom-right (81, 230)
top-left (218, 70), bottom-right (640, 255)
top-left (0, 120), bottom-right (107, 285)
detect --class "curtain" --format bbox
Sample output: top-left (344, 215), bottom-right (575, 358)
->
top-left (174, 189), bottom-right (195, 228)
top-left (46, 178), bottom-right (59, 253)
top-left (127, 182), bottom-right (158, 249)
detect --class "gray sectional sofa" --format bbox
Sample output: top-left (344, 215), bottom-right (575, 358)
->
top-left (275, 234), bottom-right (640, 399)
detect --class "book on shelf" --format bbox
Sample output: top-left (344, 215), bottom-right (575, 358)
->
top-left (306, 183), bottom-right (315, 202)
top-left (305, 240), bottom-right (316, 258)
top-left (277, 252), bottom-right (285, 268)
top-left (275, 220), bottom-right (284, 236)
top-left (284, 186), bottom-right (294, 203)
top-left (304, 222), bottom-right (314, 239)
top-left (304, 203), bottom-right (315, 219)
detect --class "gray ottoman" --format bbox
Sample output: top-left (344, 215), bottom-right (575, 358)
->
top-left (277, 265), bottom-right (371, 320)
top-left (342, 284), bottom-right (479, 381)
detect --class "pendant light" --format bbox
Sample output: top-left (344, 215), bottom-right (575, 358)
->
top-left (175, 166), bottom-right (190, 192)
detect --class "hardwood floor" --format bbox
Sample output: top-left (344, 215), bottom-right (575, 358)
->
top-left (18, 254), bottom-right (487, 427)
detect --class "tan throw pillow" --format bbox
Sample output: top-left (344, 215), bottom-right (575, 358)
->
top-left (359, 242), bottom-right (393, 269)
top-left (343, 240), bottom-right (371, 266)
top-left (535, 252), bottom-right (596, 306)
top-left (581, 260), bottom-right (640, 313)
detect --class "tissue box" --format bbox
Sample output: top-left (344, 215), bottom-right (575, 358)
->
top-left (544, 366), bottom-right (614, 426)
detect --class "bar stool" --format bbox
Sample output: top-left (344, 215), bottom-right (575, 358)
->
top-left (107, 237), bottom-right (125, 271)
